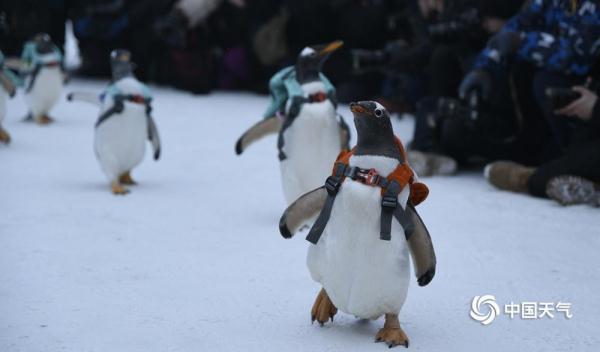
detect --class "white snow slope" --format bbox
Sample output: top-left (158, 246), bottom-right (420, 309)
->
top-left (1, 80), bottom-right (599, 352)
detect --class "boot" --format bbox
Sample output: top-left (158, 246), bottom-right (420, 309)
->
top-left (484, 161), bottom-right (535, 193)
top-left (408, 150), bottom-right (457, 177)
top-left (546, 175), bottom-right (600, 207)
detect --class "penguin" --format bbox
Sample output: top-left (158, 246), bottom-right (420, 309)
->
top-left (279, 101), bottom-right (436, 348)
top-left (21, 33), bottom-right (65, 125)
top-left (235, 41), bottom-right (350, 204)
top-left (0, 51), bottom-right (20, 144)
top-left (69, 49), bottom-right (161, 195)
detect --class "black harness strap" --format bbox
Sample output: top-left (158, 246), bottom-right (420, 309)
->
top-left (380, 180), bottom-right (402, 241)
top-left (305, 164), bottom-right (345, 244)
top-left (26, 62), bottom-right (61, 93)
top-left (95, 94), bottom-right (151, 128)
top-left (25, 65), bottom-right (41, 93)
top-left (306, 164), bottom-right (414, 244)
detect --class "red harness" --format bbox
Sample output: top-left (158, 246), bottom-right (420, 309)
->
top-left (305, 137), bottom-right (428, 245)
top-left (332, 137), bottom-right (428, 205)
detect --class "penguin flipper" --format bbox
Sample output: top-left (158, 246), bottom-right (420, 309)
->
top-left (337, 115), bottom-right (351, 150)
top-left (279, 187), bottom-right (327, 239)
top-left (66, 91), bottom-right (102, 107)
top-left (0, 72), bottom-right (17, 97)
top-left (147, 115), bottom-right (161, 160)
top-left (235, 117), bottom-right (282, 155)
top-left (405, 204), bottom-right (436, 286)
top-left (3, 58), bottom-right (24, 71)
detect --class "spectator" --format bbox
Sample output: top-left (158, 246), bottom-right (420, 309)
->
top-left (486, 82), bottom-right (600, 206)
top-left (410, 0), bottom-right (600, 176)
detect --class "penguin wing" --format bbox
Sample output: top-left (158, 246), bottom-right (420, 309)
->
top-left (3, 57), bottom-right (24, 71)
top-left (147, 115), bottom-right (161, 160)
top-left (66, 91), bottom-right (102, 107)
top-left (279, 187), bottom-right (327, 239)
top-left (402, 204), bottom-right (436, 286)
top-left (235, 117), bottom-right (282, 155)
top-left (0, 72), bottom-right (17, 96)
top-left (337, 115), bottom-right (351, 150)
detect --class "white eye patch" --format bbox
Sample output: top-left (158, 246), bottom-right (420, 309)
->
top-left (300, 47), bottom-right (316, 57)
top-left (373, 102), bottom-right (386, 117)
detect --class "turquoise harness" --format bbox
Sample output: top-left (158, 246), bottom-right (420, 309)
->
top-left (20, 41), bottom-right (63, 92)
top-left (263, 66), bottom-right (336, 119)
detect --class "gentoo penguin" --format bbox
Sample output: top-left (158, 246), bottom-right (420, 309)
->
top-left (21, 33), bottom-right (65, 125)
top-left (279, 101), bottom-right (436, 348)
top-left (0, 51), bottom-right (20, 144)
top-left (70, 49), bottom-right (161, 195)
top-left (235, 41), bottom-right (350, 204)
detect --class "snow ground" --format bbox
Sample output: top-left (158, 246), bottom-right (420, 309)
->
top-left (1, 79), bottom-right (599, 352)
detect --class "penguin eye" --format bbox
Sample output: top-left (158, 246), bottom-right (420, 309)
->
top-left (374, 108), bottom-right (384, 117)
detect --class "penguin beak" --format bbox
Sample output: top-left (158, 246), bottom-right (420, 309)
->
top-left (319, 40), bottom-right (344, 57)
top-left (350, 102), bottom-right (368, 114)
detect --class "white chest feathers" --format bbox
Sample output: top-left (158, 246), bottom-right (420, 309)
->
top-left (25, 67), bottom-right (63, 117)
top-left (279, 94), bottom-right (341, 203)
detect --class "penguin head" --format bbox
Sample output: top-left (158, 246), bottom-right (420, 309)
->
top-left (350, 101), bottom-right (400, 159)
top-left (32, 33), bottom-right (54, 54)
top-left (110, 49), bottom-right (135, 81)
top-left (295, 40), bottom-right (343, 84)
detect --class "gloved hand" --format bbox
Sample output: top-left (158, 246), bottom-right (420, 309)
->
top-left (459, 69), bottom-right (492, 100)
top-left (488, 31), bottom-right (523, 57)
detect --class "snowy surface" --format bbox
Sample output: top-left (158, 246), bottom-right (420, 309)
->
top-left (1, 80), bottom-right (599, 352)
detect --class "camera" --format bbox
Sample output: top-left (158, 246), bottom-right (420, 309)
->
top-left (351, 48), bottom-right (387, 73)
top-left (545, 88), bottom-right (582, 110)
top-left (437, 90), bottom-right (482, 128)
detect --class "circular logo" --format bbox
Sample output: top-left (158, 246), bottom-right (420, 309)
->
top-left (470, 295), bottom-right (500, 325)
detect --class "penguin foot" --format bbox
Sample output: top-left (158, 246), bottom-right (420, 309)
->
top-left (23, 113), bottom-right (33, 122)
top-left (0, 128), bottom-right (11, 144)
top-left (311, 288), bottom-right (337, 325)
top-left (119, 172), bottom-right (137, 185)
top-left (375, 314), bottom-right (409, 348)
top-left (111, 182), bottom-right (130, 195)
top-left (36, 115), bottom-right (54, 125)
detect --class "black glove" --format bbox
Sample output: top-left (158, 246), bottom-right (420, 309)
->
top-left (488, 31), bottom-right (522, 58)
top-left (459, 69), bottom-right (492, 100)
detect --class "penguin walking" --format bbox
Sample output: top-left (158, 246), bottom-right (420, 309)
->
top-left (279, 102), bottom-right (436, 348)
top-left (0, 51), bottom-right (20, 144)
top-left (21, 33), bottom-right (65, 125)
top-left (68, 49), bottom-right (161, 195)
top-left (235, 41), bottom-right (350, 204)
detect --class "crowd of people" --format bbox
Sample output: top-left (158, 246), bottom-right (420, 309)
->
top-left (1, 0), bottom-right (599, 206)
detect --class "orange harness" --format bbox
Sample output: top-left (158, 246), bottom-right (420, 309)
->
top-left (306, 138), bottom-right (429, 244)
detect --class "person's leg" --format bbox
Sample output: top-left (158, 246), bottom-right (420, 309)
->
top-left (528, 139), bottom-right (600, 197)
top-left (532, 70), bottom-right (584, 151)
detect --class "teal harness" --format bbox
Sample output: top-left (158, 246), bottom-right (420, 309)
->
top-left (265, 66), bottom-right (339, 160)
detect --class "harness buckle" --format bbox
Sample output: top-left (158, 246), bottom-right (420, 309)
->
top-left (309, 91), bottom-right (327, 103)
top-left (324, 176), bottom-right (342, 195)
top-left (356, 168), bottom-right (380, 186)
top-left (381, 195), bottom-right (398, 208)
top-left (129, 95), bottom-right (146, 104)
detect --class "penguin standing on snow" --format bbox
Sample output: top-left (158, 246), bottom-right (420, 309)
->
top-left (0, 51), bottom-right (21, 144)
top-left (235, 41), bottom-right (350, 204)
top-left (21, 33), bottom-right (65, 125)
top-left (68, 49), bottom-right (161, 195)
top-left (279, 101), bottom-right (436, 348)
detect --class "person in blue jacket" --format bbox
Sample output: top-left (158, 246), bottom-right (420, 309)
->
top-left (460, 0), bottom-right (600, 153)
